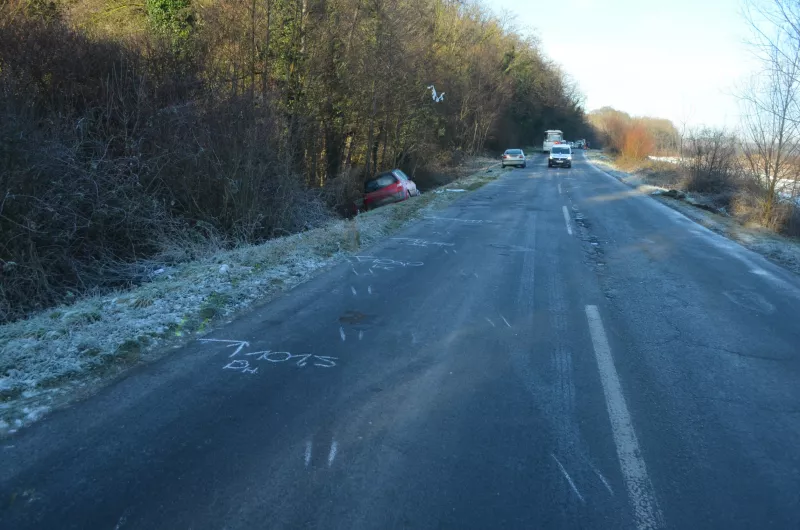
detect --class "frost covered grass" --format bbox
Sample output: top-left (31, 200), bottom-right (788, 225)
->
top-left (0, 159), bottom-right (501, 435)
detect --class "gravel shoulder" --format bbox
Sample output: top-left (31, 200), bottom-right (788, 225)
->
top-left (0, 158), bottom-right (503, 436)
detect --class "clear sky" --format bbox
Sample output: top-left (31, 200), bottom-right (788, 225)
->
top-left (486, 0), bottom-right (760, 129)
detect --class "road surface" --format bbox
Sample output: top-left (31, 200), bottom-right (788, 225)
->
top-left (3, 152), bottom-right (800, 529)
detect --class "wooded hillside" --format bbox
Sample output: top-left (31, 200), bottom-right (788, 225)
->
top-left (0, 0), bottom-right (592, 321)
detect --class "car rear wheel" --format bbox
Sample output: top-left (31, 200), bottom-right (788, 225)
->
top-left (522, 163), bottom-right (527, 168)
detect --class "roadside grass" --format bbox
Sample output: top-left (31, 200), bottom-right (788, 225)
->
top-left (0, 157), bottom-right (501, 435)
top-left (586, 151), bottom-right (800, 277)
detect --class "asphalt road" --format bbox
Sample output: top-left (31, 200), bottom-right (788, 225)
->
top-left (3, 151), bottom-right (800, 529)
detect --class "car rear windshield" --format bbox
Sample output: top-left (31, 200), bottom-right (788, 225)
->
top-left (546, 132), bottom-right (563, 141)
top-left (505, 149), bottom-right (522, 155)
top-left (365, 174), bottom-right (396, 193)
top-left (551, 147), bottom-right (570, 154)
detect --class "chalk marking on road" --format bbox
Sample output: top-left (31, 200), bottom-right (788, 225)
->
top-left (114, 515), bottom-right (127, 530)
top-left (562, 206), bottom-right (573, 235)
top-left (391, 237), bottom-right (454, 247)
top-left (223, 359), bottom-right (258, 374)
top-left (500, 314), bottom-right (511, 327)
top-left (424, 216), bottom-right (490, 224)
top-left (199, 339), bottom-right (250, 358)
top-left (339, 327), bottom-right (346, 341)
top-left (359, 330), bottom-right (364, 340)
top-left (304, 441), bottom-right (313, 468)
top-left (368, 285), bottom-right (373, 294)
top-left (585, 305), bottom-right (663, 529)
top-left (350, 286), bottom-right (357, 296)
top-left (587, 459), bottom-right (614, 496)
top-left (552, 454), bottom-right (585, 503)
top-left (353, 256), bottom-right (424, 269)
top-left (485, 317), bottom-right (496, 328)
top-left (328, 441), bottom-right (338, 467)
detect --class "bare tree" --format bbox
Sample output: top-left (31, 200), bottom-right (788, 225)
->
top-left (740, 0), bottom-right (800, 226)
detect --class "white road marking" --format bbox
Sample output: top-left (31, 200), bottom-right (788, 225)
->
top-left (327, 441), bottom-right (338, 467)
top-left (351, 266), bottom-right (359, 276)
top-left (551, 454), bottom-right (585, 503)
top-left (562, 205), bottom-right (573, 235)
top-left (558, 183), bottom-right (562, 194)
top-left (339, 327), bottom-right (346, 341)
top-left (500, 315), bottom-right (511, 327)
top-left (485, 317), bottom-right (496, 328)
top-left (368, 285), bottom-right (373, 294)
top-left (585, 305), bottom-right (663, 529)
top-left (304, 441), bottom-right (313, 467)
top-left (350, 286), bottom-right (357, 296)
top-left (358, 330), bottom-right (364, 340)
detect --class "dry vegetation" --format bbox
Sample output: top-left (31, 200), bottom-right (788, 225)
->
top-left (0, 0), bottom-right (593, 324)
top-left (587, 0), bottom-right (800, 243)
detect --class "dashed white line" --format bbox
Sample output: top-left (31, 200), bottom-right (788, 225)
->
top-left (585, 305), bottom-right (663, 529)
top-left (500, 315), bottom-right (511, 327)
top-left (350, 286), bottom-right (357, 296)
top-left (552, 454), bottom-right (585, 503)
top-left (339, 327), bottom-right (346, 341)
top-left (485, 317), bottom-right (496, 328)
top-left (351, 266), bottom-right (359, 276)
top-left (327, 441), bottom-right (338, 467)
top-left (304, 441), bottom-right (313, 467)
top-left (562, 205), bottom-right (573, 236)
top-left (368, 285), bottom-right (373, 294)
top-left (358, 330), bottom-right (364, 340)
top-left (558, 183), bottom-right (562, 194)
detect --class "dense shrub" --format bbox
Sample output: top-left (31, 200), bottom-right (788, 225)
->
top-left (0, 0), bottom-right (593, 322)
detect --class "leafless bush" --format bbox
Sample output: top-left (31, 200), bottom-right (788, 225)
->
top-left (732, 191), bottom-right (800, 236)
top-left (323, 169), bottom-right (364, 217)
top-left (681, 129), bottom-right (740, 194)
top-left (0, 8), bottom-right (334, 322)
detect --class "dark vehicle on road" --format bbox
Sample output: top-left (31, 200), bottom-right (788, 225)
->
top-left (364, 169), bottom-right (419, 210)
top-left (502, 149), bottom-right (527, 168)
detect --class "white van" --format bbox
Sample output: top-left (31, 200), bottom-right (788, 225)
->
top-left (543, 130), bottom-right (564, 153)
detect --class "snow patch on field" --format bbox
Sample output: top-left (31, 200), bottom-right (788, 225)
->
top-left (0, 158), bottom-right (499, 436)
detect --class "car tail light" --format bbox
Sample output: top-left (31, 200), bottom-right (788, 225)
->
top-left (502, 155), bottom-right (508, 159)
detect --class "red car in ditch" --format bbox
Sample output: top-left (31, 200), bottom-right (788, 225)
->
top-left (363, 169), bottom-right (419, 210)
